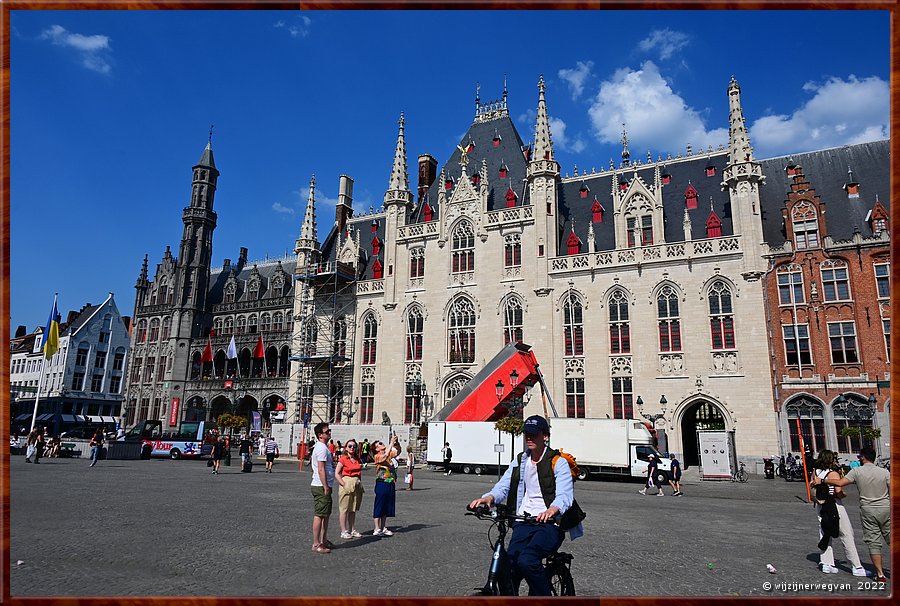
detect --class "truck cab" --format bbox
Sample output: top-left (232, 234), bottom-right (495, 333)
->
top-left (632, 443), bottom-right (672, 484)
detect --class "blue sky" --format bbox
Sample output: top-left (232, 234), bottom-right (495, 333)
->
top-left (9, 10), bottom-right (890, 333)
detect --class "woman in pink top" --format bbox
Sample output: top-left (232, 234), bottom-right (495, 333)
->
top-left (335, 439), bottom-right (365, 539)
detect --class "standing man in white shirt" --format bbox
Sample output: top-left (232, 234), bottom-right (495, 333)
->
top-left (310, 422), bottom-right (335, 554)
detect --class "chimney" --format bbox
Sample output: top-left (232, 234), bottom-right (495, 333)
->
top-left (67, 310), bottom-right (79, 324)
top-left (223, 258), bottom-right (231, 268)
top-left (335, 175), bottom-right (354, 233)
top-left (15, 325), bottom-right (26, 338)
top-left (417, 154), bottom-right (438, 202)
top-left (238, 247), bottom-right (248, 267)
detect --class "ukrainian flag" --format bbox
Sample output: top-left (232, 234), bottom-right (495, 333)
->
top-left (42, 294), bottom-right (61, 359)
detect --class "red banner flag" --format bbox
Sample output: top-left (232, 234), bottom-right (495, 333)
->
top-left (253, 334), bottom-right (265, 359)
top-left (200, 337), bottom-right (213, 363)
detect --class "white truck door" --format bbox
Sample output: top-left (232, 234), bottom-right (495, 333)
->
top-left (631, 444), bottom-right (654, 477)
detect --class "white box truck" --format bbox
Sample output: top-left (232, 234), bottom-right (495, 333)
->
top-left (426, 421), bottom-right (518, 475)
top-left (548, 418), bottom-right (671, 483)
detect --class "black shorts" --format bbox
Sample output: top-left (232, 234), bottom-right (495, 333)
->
top-left (266, 453), bottom-right (275, 462)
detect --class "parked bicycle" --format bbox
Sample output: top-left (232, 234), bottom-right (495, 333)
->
top-left (875, 456), bottom-right (891, 471)
top-left (731, 460), bottom-right (749, 483)
top-left (466, 503), bottom-right (575, 596)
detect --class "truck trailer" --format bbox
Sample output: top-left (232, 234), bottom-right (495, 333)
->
top-left (426, 421), bottom-right (518, 475)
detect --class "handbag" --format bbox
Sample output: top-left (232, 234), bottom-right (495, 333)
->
top-left (404, 473), bottom-right (412, 484)
top-left (207, 459), bottom-right (214, 468)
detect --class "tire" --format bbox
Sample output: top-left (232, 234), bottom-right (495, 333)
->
top-left (473, 465), bottom-right (483, 475)
top-left (576, 468), bottom-right (590, 481)
top-left (737, 469), bottom-right (749, 483)
top-left (462, 464), bottom-right (473, 474)
top-left (169, 448), bottom-right (182, 460)
top-left (546, 561), bottom-right (576, 596)
top-left (654, 470), bottom-right (669, 485)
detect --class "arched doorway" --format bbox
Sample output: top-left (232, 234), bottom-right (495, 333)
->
top-left (235, 394), bottom-right (259, 424)
top-left (209, 395), bottom-right (231, 423)
top-left (680, 400), bottom-right (727, 468)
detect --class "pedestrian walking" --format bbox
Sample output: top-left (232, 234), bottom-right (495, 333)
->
top-left (360, 439), bottom-right (370, 468)
top-left (639, 453), bottom-right (663, 496)
top-left (310, 422), bottom-right (335, 554)
top-left (811, 449), bottom-right (866, 576)
top-left (24, 429), bottom-right (39, 463)
top-left (441, 442), bottom-right (453, 475)
top-left (258, 433), bottom-right (266, 456)
top-left (89, 428), bottom-right (104, 467)
top-left (372, 436), bottom-right (401, 536)
top-left (328, 439), bottom-right (337, 457)
top-left (335, 439), bottom-right (364, 539)
top-left (239, 433), bottom-right (253, 471)
top-left (815, 446), bottom-right (889, 581)
top-left (33, 431), bottom-right (45, 464)
top-left (405, 444), bottom-right (416, 491)
top-left (211, 436), bottom-right (225, 474)
top-left (263, 435), bottom-right (279, 473)
top-left (668, 453), bottom-right (683, 496)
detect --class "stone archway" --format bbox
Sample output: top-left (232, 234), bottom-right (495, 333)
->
top-left (679, 399), bottom-right (727, 468)
top-left (209, 395), bottom-right (231, 423)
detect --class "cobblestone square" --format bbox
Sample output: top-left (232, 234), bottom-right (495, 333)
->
top-left (9, 455), bottom-right (892, 597)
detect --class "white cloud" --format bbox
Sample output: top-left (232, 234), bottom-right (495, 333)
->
top-left (38, 24), bottom-right (112, 74)
top-left (637, 29), bottom-right (690, 61)
top-left (275, 15), bottom-right (312, 38)
top-left (549, 117), bottom-right (586, 154)
top-left (298, 185), bottom-right (339, 211)
top-left (748, 75), bottom-right (889, 158)
top-left (588, 61), bottom-right (726, 156)
top-left (558, 61), bottom-right (593, 100)
top-left (272, 202), bottom-right (295, 215)
top-left (517, 109), bottom-right (536, 126)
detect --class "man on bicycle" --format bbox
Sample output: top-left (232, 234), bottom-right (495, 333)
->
top-left (468, 415), bottom-right (583, 596)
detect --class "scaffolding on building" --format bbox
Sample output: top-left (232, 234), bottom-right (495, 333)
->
top-left (290, 260), bottom-right (357, 425)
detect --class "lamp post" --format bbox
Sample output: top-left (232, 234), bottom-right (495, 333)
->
top-left (636, 395), bottom-right (668, 425)
top-left (508, 369), bottom-right (525, 417)
top-left (495, 379), bottom-right (505, 402)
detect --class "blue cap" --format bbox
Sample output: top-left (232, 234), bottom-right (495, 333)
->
top-left (523, 415), bottom-right (550, 435)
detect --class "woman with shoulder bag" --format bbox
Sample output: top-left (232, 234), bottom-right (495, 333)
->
top-left (335, 439), bottom-right (364, 539)
top-left (813, 450), bottom-right (866, 576)
top-left (371, 438), bottom-right (400, 536)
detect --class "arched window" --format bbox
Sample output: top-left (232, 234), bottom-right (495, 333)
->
top-left (158, 283), bottom-right (169, 305)
top-left (213, 318), bottom-right (223, 335)
top-left (190, 351), bottom-right (201, 380)
top-left (785, 397), bottom-right (826, 453)
top-left (236, 316), bottom-right (246, 334)
top-left (406, 307), bottom-right (424, 361)
top-left (821, 260), bottom-right (851, 302)
top-left (791, 201), bottom-right (820, 250)
top-left (448, 298), bottom-right (476, 364)
top-left (708, 280), bottom-right (736, 350)
top-left (445, 376), bottom-right (469, 401)
top-left (161, 317), bottom-right (171, 340)
top-left (563, 293), bottom-right (584, 357)
top-left (273, 312), bottom-right (284, 332)
top-left (148, 318), bottom-right (160, 342)
top-left (657, 285), bottom-right (681, 352)
top-left (832, 395), bottom-right (875, 453)
top-left (260, 313), bottom-right (271, 332)
top-left (301, 319), bottom-right (317, 357)
top-left (223, 316), bottom-right (234, 335)
top-left (451, 221), bottom-right (475, 273)
top-left (136, 320), bottom-right (147, 343)
top-left (224, 284), bottom-right (236, 304)
top-left (626, 216), bottom-right (653, 247)
top-left (248, 315), bottom-right (258, 334)
top-left (410, 247), bottom-right (425, 278)
top-left (333, 318), bottom-right (348, 358)
top-left (504, 234), bottom-right (522, 268)
top-left (248, 282), bottom-right (259, 301)
top-left (609, 290), bottom-right (630, 354)
top-left (503, 296), bottom-right (523, 345)
top-left (271, 280), bottom-right (283, 299)
top-left (362, 314), bottom-right (378, 365)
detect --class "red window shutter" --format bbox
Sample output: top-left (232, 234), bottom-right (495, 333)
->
top-left (566, 232), bottom-right (580, 255)
top-left (610, 326), bottom-right (620, 353)
top-left (574, 327), bottom-right (583, 355)
top-left (706, 166), bottom-right (715, 177)
top-left (472, 174), bottom-right (480, 186)
top-left (579, 184), bottom-right (589, 199)
top-left (685, 184), bottom-right (698, 209)
top-left (659, 323), bottom-right (669, 351)
top-left (620, 181), bottom-right (628, 191)
top-left (445, 178), bottom-right (453, 190)
top-left (662, 174), bottom-right (671, 185)
top-left (506, 187), bottom-right (517, 208)
top-left (423, 203), bottom-right (433, 222)
top-left (492, 136), bottom-right (501, 147)
top-left (499, 167), bottom-right (508, 179)
top-left (467, 143), bottom-right (475, 153)
top-left (372, 260), bottom-right (383, 280)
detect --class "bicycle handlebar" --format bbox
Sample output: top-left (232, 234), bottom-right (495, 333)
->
top-left (466, 503), bottom-right (551, 524)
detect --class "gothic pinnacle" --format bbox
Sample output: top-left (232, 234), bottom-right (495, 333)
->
top-left (298, 174), bottom-right (319, 249)
top-left (387, 112), bottom-right (410, 195)
top-left (532, 74), bottom-right (554, 162)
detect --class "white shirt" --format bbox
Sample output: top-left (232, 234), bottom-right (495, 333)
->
top-left (310, 441), bottom-right (334, 487)
top-left (519, 455), bottom-right (548, 516)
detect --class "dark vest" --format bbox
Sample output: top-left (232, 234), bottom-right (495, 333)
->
top-left (508, 448), bottom-right (560, 514)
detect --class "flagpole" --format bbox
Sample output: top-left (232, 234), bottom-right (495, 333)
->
top-left (29, 356), bottom-right (48, 433)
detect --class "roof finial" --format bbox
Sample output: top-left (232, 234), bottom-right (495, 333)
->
top-left (475, 81), bottom-right (480, 110)
top-left (538, 73), bottom-right (545, 95)
top-left (847, 165), bottom-right (854, 182)
top-left (621, 123), bottom-right (630, 166)
top-left (503, 74), bottom-right (508, 103)
top-left (208, 124), bottom-right (214, 145)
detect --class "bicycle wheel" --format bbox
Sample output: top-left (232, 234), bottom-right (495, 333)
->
top-left (737, 469), bottom-right (749, 483)
top-left (546, 561), bottom-right (576, 596)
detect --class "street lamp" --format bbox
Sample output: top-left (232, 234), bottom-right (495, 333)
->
top-left (507, 369), bottom-right (525, 417)
top-left (636, 394), bottom-right (668, 425)
top-left (495, 379), bottom-right (505, 401)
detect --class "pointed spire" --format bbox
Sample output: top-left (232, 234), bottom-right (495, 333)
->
top-left (297, 175), bottom-right (319, 251)
top-left (727, 75), bottom-right (753, 162)
top-left (197, 126), bottom-right (216, 169)
top-left (503, 75), bottom-right (508, 104)
top-left (587, 220), bottom-right (596, 254)
top-left (532, 74), bottom-right (554, 162)
top-left (475, 82), bottom-right (481, 112)
top-left (388, 112), bottom-right (409, 193)
top-left (621, 124), bottom-right (630, 166)
top-left (139, 254), bottom-right (149, 279)
top-left (847, 165), bottom-right (854, 183)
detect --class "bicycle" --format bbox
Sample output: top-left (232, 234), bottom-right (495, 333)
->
top-left (466, 503), bottom-right (575, 596)
top-left (875, 456), bottom-right (891, 471)
top-left (731, 461), bottom-right (749, 483)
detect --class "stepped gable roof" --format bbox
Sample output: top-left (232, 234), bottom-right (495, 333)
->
top-left (757, 139), bottom-right (890, 246)
top-left (207, 257), bottom-right (297, 305)
top-left (64, 304), bottom-right (101, 335)
top-left (413, 112), bottom-right (529, 223)
top-left (556, 151), bottom-right (733, 254)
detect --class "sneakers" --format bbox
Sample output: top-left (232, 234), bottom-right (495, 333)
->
top-left (852, 567), bottom-right (869, 577)
top-left (875, 575), bottom-right (888, 583)
top-left (350, 529), bottom-right (362, 538)
top-left (373, 528), bottom-right (384, 536)
top-left (674, 491), bottom-right (683, 496)
top-left (638, 489), bottom-right (647, 495)
top-left (381, 528), bottom-right (393, 536)
top-left (819, 563), bottom-right (839, 574)
top-left (656, 491), bottom-right (664, 497)
top-left (340, 531), bottom-right (353, 539)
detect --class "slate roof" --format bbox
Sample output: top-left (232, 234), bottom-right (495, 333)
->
top-left (757, 140), bottom-right (890, 246)
top-left (64, 305), bottom-right (101, 335)
top-left (207, 257), bottom-right (296, 305)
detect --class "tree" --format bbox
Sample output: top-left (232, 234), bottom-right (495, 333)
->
top-left (217, 413), bottom-right (248, 434)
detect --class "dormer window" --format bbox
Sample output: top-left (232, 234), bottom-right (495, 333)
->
top-left (791, 200), bottom-right (820, 250)
top-left (423, 202), bottom-right (433, 222)
top-left (844, 167), bottom-right (860, 199)
top-left (371, 220), bottom-right (378, 233)
top-left (706, 211), bottom-right (722, 238)
top-left (505, 186), bottom-right (517, 208)
top-left (662, 173), bottom-right (671, 185)
top-left (492, 131), bottom-right (502, 147)
top-left (523, 146), bottom-right (531, 161)
top-left (619, 180), bottom-right (628, 192)
top-left (445, 177), bottom-right (454, 190)
top-left (498, 164), bottom-right (508, 179)
top-left (579, 182), bottom-right (590, 199)
top-left (685, 183), bottom-right (698, 209)
top-left (786, 162), bottom-right (800, 177)
top-left (705, 165), bottom-right (716, 177)
top-left (467, 142), bottom-right (475, 153)
top-left (372, 259), bottom-right (383, 280)
top-left (591, 198), bottom-right (604, 223)
top-left (372, 236), bottom-right (381, 256)
top-left (566, 231), bottom-right (581, 255)
top-left (472, 174), bottom-right (480, 186)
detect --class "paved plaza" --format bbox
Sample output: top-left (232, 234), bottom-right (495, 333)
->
top-left (9, 454), bottom-right (892, 597)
